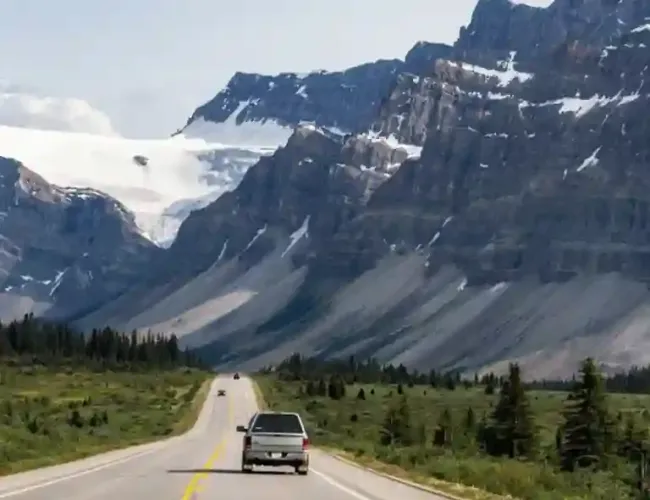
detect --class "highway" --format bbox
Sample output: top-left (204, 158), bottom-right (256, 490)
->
top-left (0, 375), bottom-right (448, 500)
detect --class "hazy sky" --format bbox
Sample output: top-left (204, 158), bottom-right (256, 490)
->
top-left (0, 0), bottom-right (553, 138)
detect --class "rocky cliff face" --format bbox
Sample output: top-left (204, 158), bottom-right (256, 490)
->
top-left (77, 123), bottom-right (420, 332)
top-left (0, 157), bottom-right (159, 320)
top-left (178, 44), bottom-right (453, 139)
top-left (78, 0), bottom-right (650, 379)
top-left (455, 0), bottom-right (644, 60)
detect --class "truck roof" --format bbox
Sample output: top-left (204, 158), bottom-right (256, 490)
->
top-left (255, 410), bottom-right (301, 417)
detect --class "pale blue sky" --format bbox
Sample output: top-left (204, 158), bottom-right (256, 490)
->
top-left (0, 0), bottom-right (552, 138)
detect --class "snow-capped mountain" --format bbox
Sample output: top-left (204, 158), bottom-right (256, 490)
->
top-left (177, 42), bottom-right (453, 139)
top-left (8, 0), bottom-right (650, 381)
top-left (75, 0), bottom-right (650, 381)
top-left (0, 156), bottom-right (156, 321)
top-left (0, 123), bottom-right (275, 246)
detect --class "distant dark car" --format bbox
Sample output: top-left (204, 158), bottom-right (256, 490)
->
top-left (234, 373), bottom-right (240, 380)
top-left (217, 389), bottom-right (226, 396)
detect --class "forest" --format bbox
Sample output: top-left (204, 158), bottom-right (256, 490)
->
top-left (0, 313), bottom-right (203, 369)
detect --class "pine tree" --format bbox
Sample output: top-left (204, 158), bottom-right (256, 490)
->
top-left (379, 395), bottom-right (413, 446)
top-left (434, 408), bottom-right (453, 446)
top-left (327, 375), bottom-right (346, 400)
top-left (464, 407), bottom-right (477, 435)
top-left (560, 357), bottom-right (615, 471)
top-left (445, 374), bottom-right (456, 391)
top-left (487, 363), bottom-right (536, 458)
top-left (618, 414), bottom-right (648, 460)
top-left (429, 369), bottom-right (439, 388)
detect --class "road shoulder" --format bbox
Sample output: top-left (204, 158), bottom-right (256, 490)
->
top-left (321, 448), bottom-right (509, 500)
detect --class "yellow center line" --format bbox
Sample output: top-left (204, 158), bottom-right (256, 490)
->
top-left (181, 395), bottom-right (233, 499)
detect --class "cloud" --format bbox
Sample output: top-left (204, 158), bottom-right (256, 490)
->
top-left (0, 85), bottom-right (118, 136)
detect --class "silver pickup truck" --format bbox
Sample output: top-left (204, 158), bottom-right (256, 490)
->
top-left (237, 411), bottom-right (310, 475)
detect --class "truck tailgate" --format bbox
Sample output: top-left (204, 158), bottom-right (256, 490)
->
top-left (250, 432), bottom-right (304, 453)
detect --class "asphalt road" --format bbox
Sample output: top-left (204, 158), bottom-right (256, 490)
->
top-left (0, 375), bottom-right (448, 500)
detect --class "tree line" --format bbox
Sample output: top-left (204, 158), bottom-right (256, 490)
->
top-left (0, 313), bottom-right (204, 369)
top-left (271, 353), bottom-right (650, 395)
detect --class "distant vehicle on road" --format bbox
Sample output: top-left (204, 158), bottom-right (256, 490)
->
top-left (237, 411), bottom-right (310, 475)
top-left (217, 389), bottom-right (226, 396)
top-left (233, 373), bottom-right (240, 380)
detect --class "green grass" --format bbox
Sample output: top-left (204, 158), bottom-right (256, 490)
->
top-left (255, 377), bottom-right (643, 500)
top-left (0, 365), bottom-right (212, 475)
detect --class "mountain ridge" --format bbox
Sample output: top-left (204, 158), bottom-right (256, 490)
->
top-left (0, 156), bottom-right (159, 321)
top-left (35, 0), bottom-right (650, 379)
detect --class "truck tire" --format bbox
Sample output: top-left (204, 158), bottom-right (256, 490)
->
top-left (295, 465), bottom-right (308, 475)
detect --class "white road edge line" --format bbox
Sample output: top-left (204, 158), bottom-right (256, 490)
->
top-left (0, 447), bottom-right (162, 499)
top-left (311, 469), bottom-right (372, 500)
top-left (0, 379), bottom-right (220, 498)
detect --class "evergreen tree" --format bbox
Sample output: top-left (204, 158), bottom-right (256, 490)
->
top-left (445, 374), bottom-right (456, 391)
top-left (379, 395), bottom-right (413, 446)
top-left (327, 375), bottom-right (345, 400)
top-left (434, 408), bottom-right (453, 446)
top-left (0, 315), bottom-right (202, 369)
top-left (486, 363), bottom-right (536, 458)
top-left (618, 414), bottom-right (648, 460)
top-left (429, 369), bottom-right (439, 388)
top-left (464, 407), bottom-right (477, 435)
top-left (560, 357), bottom-right (615, 471)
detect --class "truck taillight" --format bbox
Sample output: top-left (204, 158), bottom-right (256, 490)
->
top-left (244, 436), bottom-right (252, 448)
top-left (302, 437), bottom-right (310, 449)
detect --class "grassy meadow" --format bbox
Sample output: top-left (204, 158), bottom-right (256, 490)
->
top-left (256, 376), bottom-right (648, 500)
top-left (0, 365), bottom-right (212, 475)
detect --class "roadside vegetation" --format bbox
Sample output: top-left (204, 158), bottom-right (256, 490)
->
top-left (256, 354), bottom-right (650, 500)
top-left (0, 313), bottom-right (211, 475)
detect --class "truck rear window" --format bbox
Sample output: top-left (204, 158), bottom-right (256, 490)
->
top-left (251, 413), bottom-right (303, 433)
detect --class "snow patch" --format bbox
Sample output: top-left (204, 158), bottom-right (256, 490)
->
top-left (447, 54), bottom-right (533, 87)
top-left (577, 147), bottom-right (601, 172)
top-left (0, 124), bottom-right (264, 246)
top-left (296, 85), bottom-right (308, 98)
top-left (282, 216), bottom-right (310, 258)
top-left (362, 132), bottom-right (423, 159)
top-left (520, 91), bottom-right (640, 118)
top-left (632, 24), bottom-right (650, 33)
top-left (49, 268), bottom-right (67, 297)
top-left (217, 239), bottom-right (229, 262)
top-left (243, 225), bottom-right (268, 252)
top-left (180, 99), bottom-right (294, 148)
